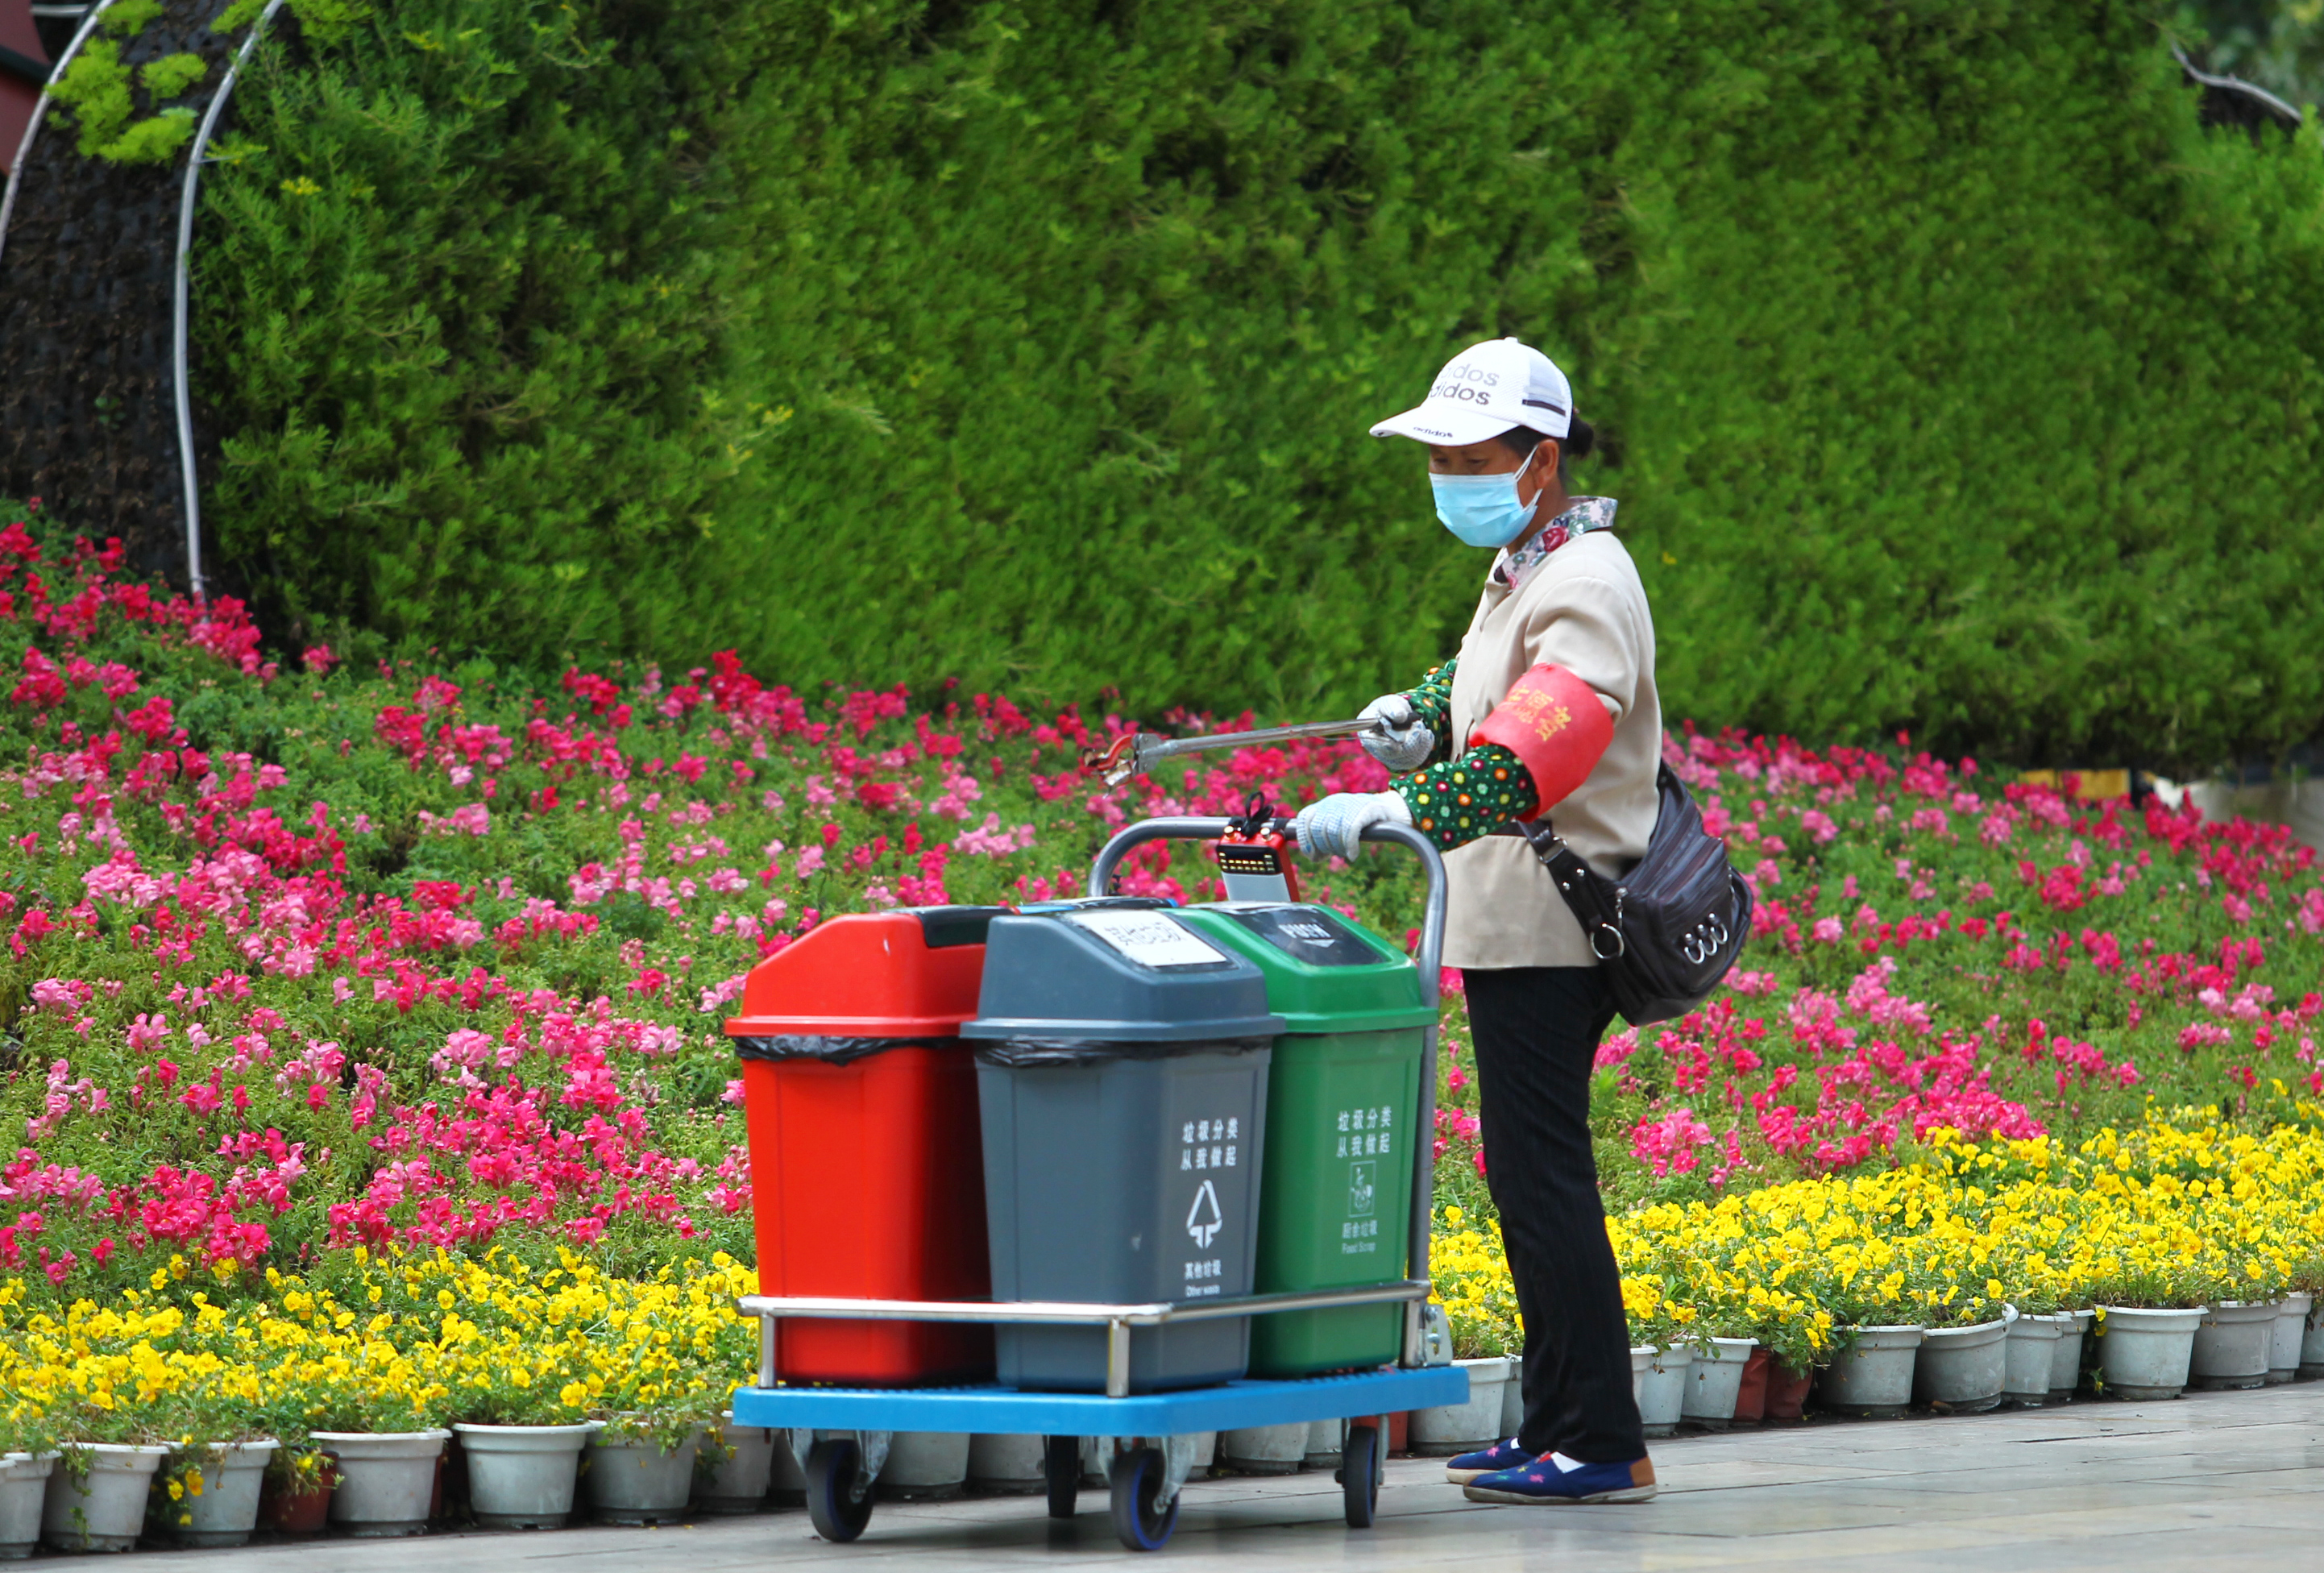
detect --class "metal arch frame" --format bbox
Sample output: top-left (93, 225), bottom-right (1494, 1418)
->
top-left (175, 0), bottom-right (286, 604)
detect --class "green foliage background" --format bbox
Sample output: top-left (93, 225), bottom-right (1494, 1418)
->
top-left (193, 1), bottom-right (2324, 769)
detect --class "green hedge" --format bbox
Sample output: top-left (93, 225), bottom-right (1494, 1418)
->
top-left (195, 1), bottom-right (2324, 770)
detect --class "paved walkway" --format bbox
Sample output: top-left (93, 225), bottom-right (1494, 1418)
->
top-left (122, 1384), bottom-right (2324, 1571)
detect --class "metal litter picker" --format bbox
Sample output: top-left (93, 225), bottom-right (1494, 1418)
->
top-left (728, 816), bottom-right (1463, 1553)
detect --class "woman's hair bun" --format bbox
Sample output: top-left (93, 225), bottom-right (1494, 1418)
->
top-left (1562, 415), bottom-right (1596, 460)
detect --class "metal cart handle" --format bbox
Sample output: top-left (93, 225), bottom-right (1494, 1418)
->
top-left (1085, 816), bottom-right (1450, 1368)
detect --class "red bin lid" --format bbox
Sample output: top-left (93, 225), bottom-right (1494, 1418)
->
top-left (724, 907), bottom-right (1005, 1037)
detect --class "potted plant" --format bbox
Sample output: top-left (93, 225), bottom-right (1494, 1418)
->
top-left (0, 1415), bottom-right (63, 1558)
top-left (2188, 1300), bottom-right (2278, 1391)
top-left (587, 1409), bottom-right (710, 1525)
top-left (1640, 1273), bottom-right (1758, 1429)
top-left (2266, 1290), bottom-right (2310, 1384)
top-left (256, 1446), bottom-right (338, 1538)
top-left (305, 1380), bottom-right (451, 1538)
top-left (41, 1424), bottom-right (172, 1553)
top-left (144, 1378), bottom-right (299, 1548)
top-left (2085, 1252), bottom-right (2215, 1401)
top-left (695, 1416), bottom-right (780, 1513)
top-left (1731, 1347), bottom-right (1772, 1425)
top-left (32, 1390), bottom-right (210, 1555)
top-left (2000, 1305), bottom-right (2069, 1408)
top-left (1406, 1351), bottom-right (1511, 1457)
top-left (1419, 1212), bottom-right (1520, 1454)
top-left (877, 1431), bottom-right (973, 1501)
top-left (1625, 1294), bottom-right (1707, 1439)
top-left (449, 1362), bottom-right (602, 1530)
top-left (1735, 1286), bottom-right (1832, 1424)
top-left (1218, 1422), bottom-right (1308, 1476)
top-left (1911, 1283), bottom-right (2013, 1414)
top-left (1810, 1268), bottom-right (1930, 1419)
top-left (1679, 1327), bottom-right (1758, 1431)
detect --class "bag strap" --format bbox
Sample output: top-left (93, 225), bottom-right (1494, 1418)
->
top-left (1509, 817), bottom-right (1629, 961)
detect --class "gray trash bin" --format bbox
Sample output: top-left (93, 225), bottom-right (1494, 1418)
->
top-left (964, 907), bottom-right (1283, 1392)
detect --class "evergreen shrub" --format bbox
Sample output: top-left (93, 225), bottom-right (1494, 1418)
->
top-left (193, 1), bottom-right (2324, 769)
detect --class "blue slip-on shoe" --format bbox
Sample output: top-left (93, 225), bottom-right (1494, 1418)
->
top-left (1442, 1437), bottom-right (1531, 1484)
top-left (1462, 1451), bottom-right (1658, 1505)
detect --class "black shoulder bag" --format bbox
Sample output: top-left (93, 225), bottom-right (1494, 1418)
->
top-left (1512, 763), bottom-right (1754, 1027)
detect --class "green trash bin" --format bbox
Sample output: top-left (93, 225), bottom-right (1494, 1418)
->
top-left (1173, 903), bottom-right (1435, 1377)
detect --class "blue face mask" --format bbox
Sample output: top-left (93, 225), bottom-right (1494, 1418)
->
top-left (1430, 444), bottom-right (1546, 549)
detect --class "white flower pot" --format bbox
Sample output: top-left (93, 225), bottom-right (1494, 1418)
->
top-left (169, 1439), bottom-right (280, 1548)
top-left (875, 1431), bottom-right (968, 1502)
top-left (1499, 1363), bottom-right (1525, 1438)
top-left (1681, 1338), bottom-right (1756, 1428)
top-left (1635, 1345), bottom-right (1694, 1438)
top-left (2301, 1300), bottom-right (2324, 1380)
top-left (1302, 1417), bottom-right (1346, 1470)
top-left (1409, 1357), bottom-right (1507, 1455)
top-left (2189, 1301), bottom-right (2276, 1390)
top-left (696, 1417), bottom-right (777, 1514)
top-left (453, 1422), bottom-right (597, 1529)
top-left (2052, 1309), bottom-right (2093, 1398)
top-left (2096, 1306), bottom-right (2205, 1400)
top-left (43, 1443), bottom-right (171, 1552)
top-left (2267, 1292), bottom-right (2310, 1384)
top-left (2003, 1314), bottom-right (2067, 1405)
top-left (1220, 1422), bottom-right (1307, 1475)
top-left (1629, 1344), bottom-right (1654, 1405)
top-left (965, 1434), bottom-right (1046, 1495)
top-left (768, 1430), bottom-right (805, 1507)
top-left (1817, 1326), bottom-right (1924, 1417)
top-left (0, 1454), bottom-right (57, 1558)
top-left (587, 1426), bottom-right (704, 1524)
top-left (1915, 1317), bottom-right (2010, 1413)
top-left (312, 1431), bottom-right (449, 1538)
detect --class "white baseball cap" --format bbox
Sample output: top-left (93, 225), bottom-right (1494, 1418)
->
top-left (1368, 337), bottom-right (1573, 446)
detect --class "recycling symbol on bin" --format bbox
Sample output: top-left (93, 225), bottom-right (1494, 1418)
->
top-left (1185, 1179), bottom-right (1224, 1249)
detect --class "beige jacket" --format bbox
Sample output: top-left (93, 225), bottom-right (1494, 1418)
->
top-left (1442, 529), bottom-right (1661, 970)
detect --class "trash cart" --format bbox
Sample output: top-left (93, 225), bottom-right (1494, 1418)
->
top-left (961, 906), bottom-right (1284, 1392)
top-left (728, 817), bottom-right (1460, 1553)
top-left (724, 906), bottom-right (1006, 1384)
top-left (1172, 903), bottom-right (1434, 1376)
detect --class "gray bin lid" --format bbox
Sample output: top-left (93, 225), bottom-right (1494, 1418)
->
top-left (963, 909), bottom-right (1284, 1044)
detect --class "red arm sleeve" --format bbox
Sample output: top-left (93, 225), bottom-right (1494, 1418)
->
top-left (1466, 663), bottom-right (1612, 817)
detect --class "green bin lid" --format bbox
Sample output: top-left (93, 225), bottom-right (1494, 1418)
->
top-left (1175, 904), bottom-right (1436, 1034)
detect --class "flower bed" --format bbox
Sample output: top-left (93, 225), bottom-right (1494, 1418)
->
top-left (0, 498), bottom-right (2315, 1455)
top-left (1426, 728), bottom-right (2322, 1359)
top-left (1438, 1114), bottom-right (2324, 1367)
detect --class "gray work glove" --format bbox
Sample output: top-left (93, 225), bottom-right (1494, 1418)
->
top-left (1358, 693), bottom-right (1435, 774)
top-left (1292, 791), bottom-right (1413, 861)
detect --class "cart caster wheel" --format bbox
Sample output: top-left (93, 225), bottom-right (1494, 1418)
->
top-left (805, 1439), bottom-right (875, 1543)
top-left (1108, 1446), bottom-right (1178, 1552)
top-left (1043, 1435), bottom-right (1080, 1519)
top-left (1340, 1422), bottom-right (1382, 1529)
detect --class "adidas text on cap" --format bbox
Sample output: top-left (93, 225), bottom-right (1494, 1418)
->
top-left (1368, 338), bottom-right (1574, 446)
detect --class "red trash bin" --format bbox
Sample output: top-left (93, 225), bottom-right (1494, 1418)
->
top-left (725, 906), bottom-right (1004, 1384)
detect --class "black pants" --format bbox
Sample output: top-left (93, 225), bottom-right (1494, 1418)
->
top-left (1464, 965), bottom-right (1645, 1462)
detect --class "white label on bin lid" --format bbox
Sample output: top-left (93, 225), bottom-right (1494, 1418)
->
top-left (1063, 910), bottom-right (1226, 969)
